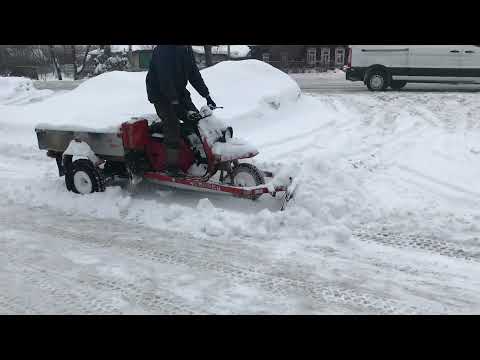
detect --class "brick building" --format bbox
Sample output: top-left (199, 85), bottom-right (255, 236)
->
top-left (249, 45), bottom-right (349, 72)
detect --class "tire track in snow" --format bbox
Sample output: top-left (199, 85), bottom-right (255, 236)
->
top-left (354, 228), bottom-right (480, 263)
top-left (0, 249), bottom-right (120, 314)
top-left (121, 241), bottom-right (446, 314)
top-left (0, 293), bottom-right (39, 315)
top-left (395, 164), bottom-right (480, 201)
top-left (3, 206), bottom-right (446, 315)
top-left (70, 273), bottom-right (202, 315)
top-left (0, 232), bottom-right (208, 315)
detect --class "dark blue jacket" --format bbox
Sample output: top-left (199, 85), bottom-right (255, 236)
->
top-left (146, 45), bottom-right (210, 105)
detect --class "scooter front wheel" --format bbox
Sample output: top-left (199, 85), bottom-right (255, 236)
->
top-left (232, 163), bottom-right (265, 200)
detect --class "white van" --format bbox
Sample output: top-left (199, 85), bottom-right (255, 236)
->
top-left (345, 45), bottom-right (480, 91)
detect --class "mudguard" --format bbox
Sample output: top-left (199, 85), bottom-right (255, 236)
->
top-left (63, 139), bottom-right (101, 165)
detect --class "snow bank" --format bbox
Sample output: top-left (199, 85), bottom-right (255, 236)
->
top-left (190, 60), bottom-right (301, 121)
top-left (0, 76), bottom-right (53, 105)
top-left (31, 59), bottom-right (300, 133)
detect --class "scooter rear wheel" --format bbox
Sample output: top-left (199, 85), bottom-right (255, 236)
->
top-left (65, 159), bottom-right (105, 194)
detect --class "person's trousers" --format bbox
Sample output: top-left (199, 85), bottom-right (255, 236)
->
top-left (153, 101), bottom-right (180, 168)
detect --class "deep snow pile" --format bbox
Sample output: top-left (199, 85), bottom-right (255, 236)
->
top-left (32, 59), bottom-right (300, 133)
top-left (0, 77), bottom-right (53, 105)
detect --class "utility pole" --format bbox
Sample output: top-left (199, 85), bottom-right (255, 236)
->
top-left (204, 45), bottom-right (213, 67)
top-left (128, 45), bottom-right (133, 69)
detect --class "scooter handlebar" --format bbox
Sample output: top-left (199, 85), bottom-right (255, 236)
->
top-left (199, 106), bottom-right (223, 120)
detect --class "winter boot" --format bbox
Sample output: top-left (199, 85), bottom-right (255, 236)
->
top-left (164, 148), bottom-right (186, 178)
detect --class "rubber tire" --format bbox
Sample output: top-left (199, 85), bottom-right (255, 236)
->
top-left (232, 163), bottom-right (265, 200)
top-left (390, 80), bottom-right (407, 90)
top-left (65, 159), bottom-right (105, 194)
top-left (366, 69), bottom-right (388, 91)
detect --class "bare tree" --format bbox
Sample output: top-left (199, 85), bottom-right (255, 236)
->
top-left (104, 45), bottom-right (111, 57)
top-left (77, 45), bottom-right (91, 78)
top-left (204, 45), bottom-right (213, 67)
top-left (0, 45), bottom-right (48, 66)
top-left (70, 45), bottom-right (91, 80)
top-left (0, 48), bottom-right (5, 73)
top-left (48, 45), bottom-right (62, 80)
top-left (128, 45), bottom-right (133, 68)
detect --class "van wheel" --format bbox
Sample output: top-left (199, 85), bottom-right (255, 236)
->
top-left (366, 70), bottom-right (388, 91)
top-left (390, 80), bottom-right (407, 90)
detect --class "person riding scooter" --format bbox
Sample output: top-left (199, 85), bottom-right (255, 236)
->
top-left (146, 45), bottom-right (217, 177)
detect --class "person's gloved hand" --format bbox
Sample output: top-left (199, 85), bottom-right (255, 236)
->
top-left (172, 102), bottom-right (188, 120)
top-left (206, 95), bottom-right (217, 110)
top-left (187, 111), bottom-right (203, 123)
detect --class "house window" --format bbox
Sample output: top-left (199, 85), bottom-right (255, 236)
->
top-left (307, 48), bottom-right (316, 65)
top-left (281, 52), bottom-right (288, 67)
top-left (335, 47), bottom-right (345, 66)
top-left (321, 48), bottom-right (330, 66)
top-left (262, 53), bottom-right (270, 63)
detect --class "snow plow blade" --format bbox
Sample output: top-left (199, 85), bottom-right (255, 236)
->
top-left (280, 177), bottom-right (298, 211)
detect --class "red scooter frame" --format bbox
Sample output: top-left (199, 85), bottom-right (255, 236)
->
top-left (120, 107), bottom-right (296, 208)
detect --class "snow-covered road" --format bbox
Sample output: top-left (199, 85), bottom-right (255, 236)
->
top-left (1, 200), bottom-right (478, 314)
top-left (291, 71), bottom-right (480, 93)
top-left (1, 66), bottom-right (480, 314)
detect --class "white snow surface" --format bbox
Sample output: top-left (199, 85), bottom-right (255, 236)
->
top-left (0, 76), bottom-right (54, 105)
top-left (1, 62), bottom-right (480, 314)
top-left (212, 137), bottom-right (258, 162)
top-left (63, 140), bottom-right (101, 164)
